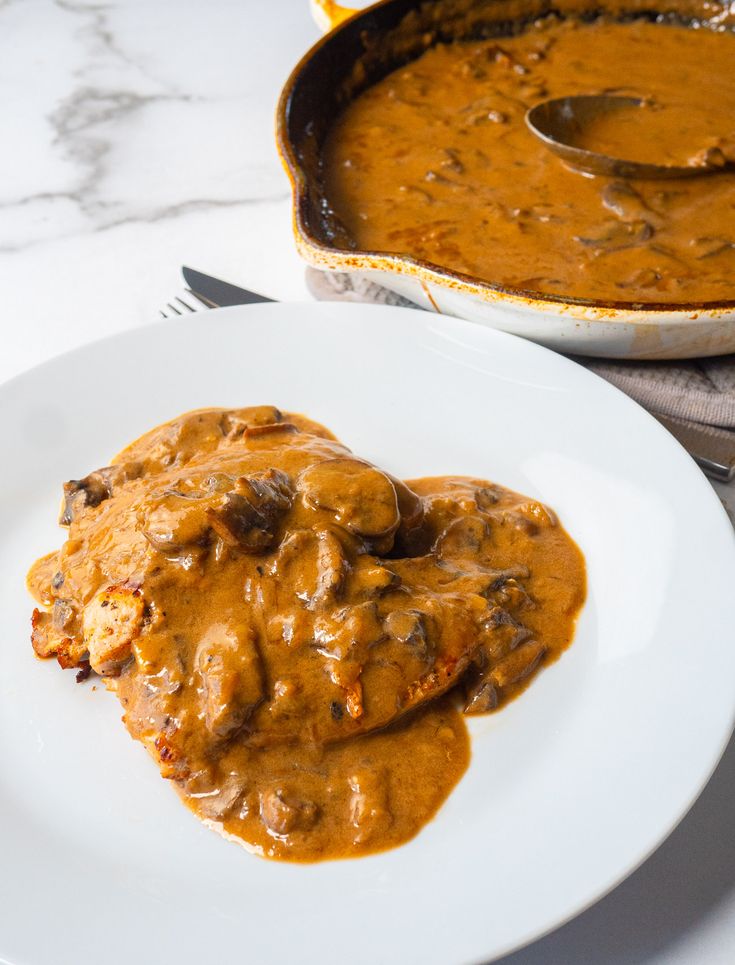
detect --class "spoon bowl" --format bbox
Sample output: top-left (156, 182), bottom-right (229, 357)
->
top-left (525, 95), bottom-right (729, 179)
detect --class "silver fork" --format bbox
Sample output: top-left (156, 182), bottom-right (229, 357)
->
top-left (160, 266), bottom-right (273, 317)
top-left (159, 288), bottom-right (213, 319)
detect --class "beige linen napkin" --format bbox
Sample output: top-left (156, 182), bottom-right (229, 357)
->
top-left (306, 268), bottom-right (735, 432)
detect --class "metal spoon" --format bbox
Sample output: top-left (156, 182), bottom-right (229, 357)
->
top-left (525, 95), bottom-right (732, 179)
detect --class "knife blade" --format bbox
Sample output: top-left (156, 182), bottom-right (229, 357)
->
top-left (182, 265), bottom-right (275, 307)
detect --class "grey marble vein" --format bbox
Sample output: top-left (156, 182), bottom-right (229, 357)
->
top-left (1, 0), bottom-right (289, 255)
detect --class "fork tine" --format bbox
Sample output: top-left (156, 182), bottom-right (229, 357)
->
top-left (159, 287), bottom-right (212, 318)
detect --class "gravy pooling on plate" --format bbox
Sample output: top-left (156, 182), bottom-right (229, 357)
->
top-left (322, 18), bottom-right (735, 303)
top-left (27, 406), bottom-right (585, 861)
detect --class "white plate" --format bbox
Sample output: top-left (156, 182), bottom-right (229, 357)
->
top-left (1, 303), bottom-right (734, 965)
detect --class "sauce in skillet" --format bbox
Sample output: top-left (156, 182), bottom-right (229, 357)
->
top-left (322, 18), bottom-right (735, 303)
top-left (28, 406), bottom-right (585, 861)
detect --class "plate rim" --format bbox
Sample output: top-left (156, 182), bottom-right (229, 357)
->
top-left (2, 301), bottom-right (734, 965)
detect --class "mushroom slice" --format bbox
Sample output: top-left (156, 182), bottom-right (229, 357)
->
top-left (299, 458), bottom-right (400, 543)
top-left (575, 218), bottom-right (654, 252)
top-left (60, 471), bottom-right (112, 525)
top-left (259, 787), bottom-right (318, 835)
top-left (206, 469), bottom-right (292, 552)
top-left (490, 639), bottom-right (546, 689)
top-left (60, 463), bottom-right (141, 525)
top-left (601, 182), bottom-right (660, 226)
top-left (435, 515), bottom-right (490, 559)
top-left (384, 610), bottom-right (432, 661)
top-left (243, 422), bottom-right (299, 442)
top-left (195, 622), bottom-right (265, 738)
top-left (348, 556), bottom-right (400, 598)
top-left (269, 528), bottom-right (347, 608)
top-left (463, 676), bottom-right (499, 714)
top-left (463, 639), bottom-right (545, 714)
top-left (143, 496), bottom-right (210, 555)
top-left (220, 405), bottom-right (284, 438)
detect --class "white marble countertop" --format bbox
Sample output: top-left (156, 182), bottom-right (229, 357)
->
top-left (3, 1), bottom-right (734, 962)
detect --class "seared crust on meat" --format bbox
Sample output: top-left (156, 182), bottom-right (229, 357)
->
top-left (83, 583), bottom-right (144, 676)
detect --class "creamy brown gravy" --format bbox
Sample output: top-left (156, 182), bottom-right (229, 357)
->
top-left (322, 18), bottom-right (735, 303)
top-left (28, 406), bottom-right (585, 862)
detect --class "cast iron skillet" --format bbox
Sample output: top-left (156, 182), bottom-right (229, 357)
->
top-left (277, 0), bottom-right (735, 359)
